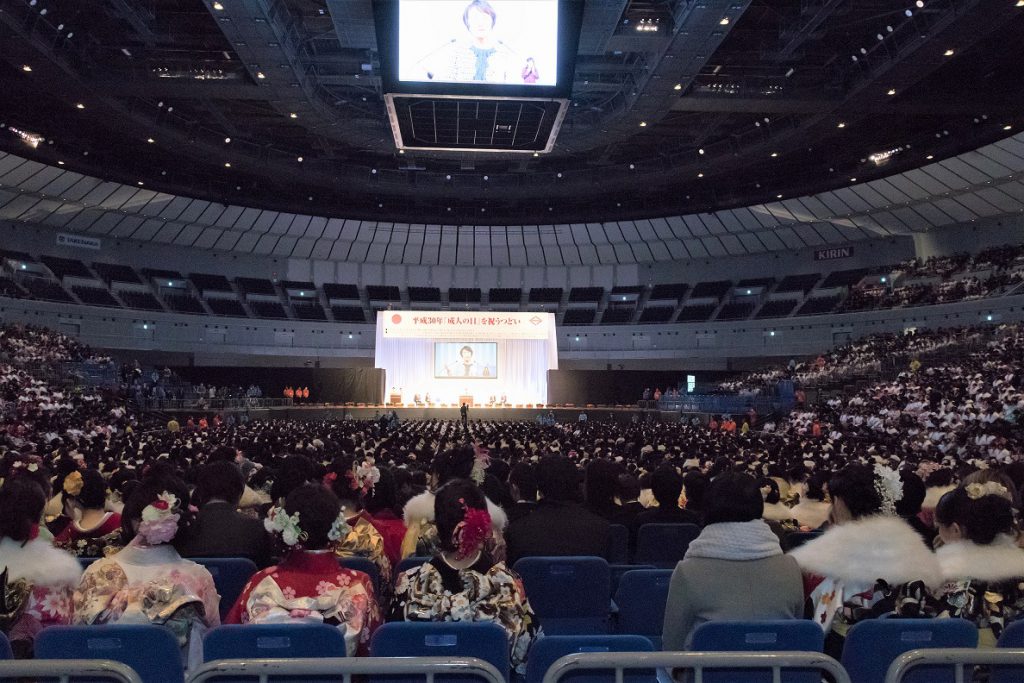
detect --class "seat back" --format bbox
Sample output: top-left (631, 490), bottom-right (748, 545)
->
top-left (370, 622), bottom-right (509, 683)
top-left (513, 557), bottom-right (611, 635)
top-left (0, 632), bottom-right (11, 660)
top-left (35, 624), bottom-right (184, 683)
top-left (525, 635), bottom-right (655, 683)
top-left (634, 524), bottom-right (700, 568)
top-left (690, 620), bottom-right (825, 683)
top-left (607, 525), bottom-right (629, 564)
top-left (608, 564), bottom-right (655, 599)
top-left (991, 619), bottom-right (1024, 683)
top-left (338, 556), bottom-right (381, 596)
top-left (204, 623), bottom-right (347, 661)
top-left (192, 558), bottom-right (258, 621)
top-left (613, 570), bottom-right (672, 649)
top-left (840, 618), bottom-right (978, 683)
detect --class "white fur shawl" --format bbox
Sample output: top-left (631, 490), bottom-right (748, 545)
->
top-left (0, 537), bottom-right (83, 586)
top-left (789, 516), bottom-right (943, 589)
top-left (936, 537), bottom-right (1024, 583)
top-left (403, 491), bottom-right (508, 531)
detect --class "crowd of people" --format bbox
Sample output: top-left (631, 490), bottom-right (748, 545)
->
top-left (0, 319), bottom-right (1022, 671)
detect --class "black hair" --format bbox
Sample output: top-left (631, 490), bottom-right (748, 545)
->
top-left (270, 454), bottom-right (315, 502)
top-left (895, 470), bottom-right (926, 517)
top-left (703, 472), bottom-right (765, 525)
top-left (585, 459), bottom-right (619, 509)
top-left (121, 473), bottom-right (193, 544)
top-left (537, 456), bottom-right (580, 502)
top-left (759, 477), bottom-right (781, 505)
top-left (462, 0), bottom-right (497, 29)
top-left (64, 469), bottom-right (108, 510)
top-left (935, 486), bottom-right (1016, 545)
top-left (925, 468), bottom-right (955, 487)
top-left (617, 473), bottom-right (641, 502)
top-left (682, 471), bottom-right (708, 512)
top-left (0, 478), bottom-right (46, 542)
top-left (509, 462), bottom-right (538, 502)
top-left (194, 461), bottom-right (245, 506)
top-left (434, 479), bottom-right (487, 554)
top-left (364, 466), bottom-right (398, 515)
top-left (433, 445), bottom-right (477, 485)
top-left (650, 465), bottom-right (683, 509)
top-left (804, 470), bottom-right (829, 502)
top-left (282, 483), bottom-right (341, 551)
top-left (828, 464), bottom-right (882, 519)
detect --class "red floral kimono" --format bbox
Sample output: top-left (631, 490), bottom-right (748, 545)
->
top-left (54, 512), bottom-right (123, 557)
top-left (224, 550), bottom-right (382, 656)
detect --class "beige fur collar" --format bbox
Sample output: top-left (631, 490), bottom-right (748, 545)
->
top-left (936, 537), bottom-right (1024, 583)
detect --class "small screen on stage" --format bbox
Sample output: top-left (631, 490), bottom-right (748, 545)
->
top-left (434, 342), bottom-right (498, 379)
top-left (398, 0), bottom-right (559, 87)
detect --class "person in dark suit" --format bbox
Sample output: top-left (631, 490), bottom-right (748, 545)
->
top-left (507, 462), bottom-right (539, 523)
top-left (460, 402), bottom-right (469, 427)
top-left (612, 473), bottom-right (645, 529)
top-left (178, 460), bottom-right (273, 568)
top-left (505, 456), bottom-right (609, 566)
top-left (633, 465), bottom-right (701, 532)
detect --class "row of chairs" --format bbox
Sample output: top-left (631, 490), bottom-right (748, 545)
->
top-left (12, 618), bottom-right (1024, 683)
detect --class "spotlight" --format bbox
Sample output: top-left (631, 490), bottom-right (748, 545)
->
top-left (224, 137), bottom-right (231, 143)
top-left (75, 103), bottom-right (85, 109)
top-left (719, 17), bottom-right (729, 25)
top-left (213, 1), bottom-right (224, 9)
top-left (137, 181), bottom-right (144, 186)
top-left (1004, 125), bottom-right (1013, 131)
top-left (57, 160), bottom-right (64, 165)
top-left (224, 162), bottom-right (231, 167)
top-left (256, 72), bottom-right (265, 79)
top-left (777, 194), bottom-right (783, 199)
top-left (944, 49), bottom-right (955, 56)
top-left (147, 137), bottom-right (155, 143)
top-left (21, 65), bottom-right (32, 72)
top-left (887, 88), bottom-right (896, 96)
top-left (697, 172), bottom-right (704, 178)
top-left (837, 122), bottom-right (846, 128)
top-left (639, 121), bottom-right (647, 127)
top-left (674, 83), bottom-right (682, 90)
top-left (850, 177), bottom-right (857, 182)
top-left (698, 148), bottom-right (705, 154)
top-left (770, 152), bottom-right (778, 158)
top-left (297, 156), bottom-right (303, 162)
top-left (289, 112), bottom-right (297, 118)
top-left (926, 155), bottom-right (934, 159)
top-left (916, 0), bottom-right (924, 6)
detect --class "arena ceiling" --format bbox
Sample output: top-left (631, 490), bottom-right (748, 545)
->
top-left (0, 0), bottom-right (1022, 226)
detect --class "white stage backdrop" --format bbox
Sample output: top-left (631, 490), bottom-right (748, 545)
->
top-left (375, 311), bottom-right (558, 405)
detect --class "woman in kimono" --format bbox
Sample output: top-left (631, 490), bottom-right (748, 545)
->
top-left (0, 478), bottom-right (81, 657)
top-left (54, 469), bottom-right (122, 557)
top-left (789, 463), bottom-right (941, 657)
top-left (392, 479), bottom-right (538, 675)
top-left (225, 483), bottom-right (381, 657)
top-left (325, 456), bottom-right (393, 594)
top-left (934, 482), bottom-right (1024, 645)
top-left (73, 474), bottom-right (220, 669)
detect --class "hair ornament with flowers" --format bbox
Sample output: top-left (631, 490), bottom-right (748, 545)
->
top-left (965, 481), bottom-right (1012, 501)
top-left (63, 471), bottom-right (84, 497)
top-left (471, 445), bottom-right (490, 485)
top-left (873, 464), bottom-right (904, 516)
top-left (353, 457), bottom-right (380, 495)
top-left (264, 506), bottom-right (308, 548)
top-left (451, 497), bottom-right (491, 561)
top-left (137, 492), bottom-right (181, 545)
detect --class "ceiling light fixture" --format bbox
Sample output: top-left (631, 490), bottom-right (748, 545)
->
top-left (256, 71), bottom-right (265, 79)
top-left (1004, 125), bottom-right (1013, 130)
top-left (673, 83), bottom-right (681, 90)
top-left (75, 103), bottom-right (85, 109)
top-left (837, 122), bottom-right (846, 128)
top-left (289, 112), bottom-right (297, 118)
top-left (850, 177), bottom-right (857, 182)
top-left (698, 148), bottom-right (705, 155)
top-left (137, 181), bottom-right (144, 186)
top-left (224, 162), bottom-right (231, 167)
top-left (296, 156), bottom-right (303, 162)
top-left (887, 88), bottom-right (897, 96)
top-left (147, 137), bottom-right (155, 143)
top-left (639, 121), bottom-right (647, 127)
top-left (697, 172), bottom-right (704, 178)
top-left (213, 1), bottom-right (224, 9)
top-left (21, 65), bottom-right (32, 72)
top-left (916, 0), bottom-right (925, 6)
top-left (926, 155), bottom-right (934, 160)
top-left (770, 152), bottom-right (778, 157)
top-left (944, 49), bottom-right (955, 56)
top-left (719, 17), bottom-right (729, 25)
top-left (224, 137), bottom-right (231, 143)
top-left (57, 160), bottom-right (64, 165)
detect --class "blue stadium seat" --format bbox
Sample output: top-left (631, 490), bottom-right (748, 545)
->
top-left (634, 524), bottom-right (700, 568)
top-left (204, 623), bottom-right (347, 681)
top-left (525, 635), bottom-right (655, 683)
top-left (609, 564), bottom-right (655, 599)
top-left (513, 557), bottom-right (611, 635)
top-left (607, 525), bottom-right (629, 564)
top-left (396, 556), bottom-right (431, 575)
top-left (991, 619), bottom-right (1024, 683)
top-left (192, 557), bottom-right (258, 620)
top-left (35, 624), bottom-right (184, 683)
top-left (78, 557), bottom-right (99, 571)
top-left (0, 632), bottom-right (10, 660)
top-left (689, 620), bottom-right (825, 683)
top-left (613, 570), bottom-right (672, 650)
top-left (338, 556), bottom-right (381, 596)
top-left (840, 618), bottom-right (977, 683)
top-left (370, 622), bottom-right (509, 683)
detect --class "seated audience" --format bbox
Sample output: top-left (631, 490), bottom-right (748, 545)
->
top-left (934, 482), bottom-right (1024, 645)
top-left (364, 468), bottom-right (409, 570)
top-left (74, 473), bottom-right (220, 668)
top-left (759, 477), bottom-right (794, 523)
top-left (326, 455), bottom-right (393, 591)
top-left (585, 459), bottom-right (621, 520)
top-left (392, 479), bottom-right (538, 674)
top-left (507, 462), bottom-right (539, 523)
top-left (633, 466), bottom-right (700, 537)
top-left (612, 473), bottom-right (645, 529)
top-left (662, 473), bottom-right (803, 650)
top-left (788, 470), bottom-right (831, 530)
top-left (225, 483), bottom-right (381, 656)
top-left (896, 470), bottom-right (936, 547)
top-left (789, 464), bottom-right (941, 657)
top-left (54, 468), bottom-right (123, 557)
top-left (0, 478), bottom-right (82, 657)
top-left (177, 460), bottom-right (273, 568)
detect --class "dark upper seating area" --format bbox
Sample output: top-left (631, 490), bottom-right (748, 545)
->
top-left (366, 285), bottom-right (401, 301)
top-left (21, 277), bottom-right (74, 303)
top-left (649, 283), bottom-right (688, 300)
top-left (72, 286), bottom-right (120, 307)
top-left (190, 273), bottom-right (233, 293)
top-left (141, 268), bottom-right (183, 281)
top-left (42, 256), bottom-right (92, 279)
top-left (119, 291), bottom-right (164, 311)
top-left (207, 298), bottom-right (247, 317)
top-left (164, 293), bottom-right (205, 314)
top-left (563, 308), bottom-right (596, 324)
top-left (449, 288), bottom-right (482, 303)
top-left (408, 287), bottom-right (441, 302)
top-left (796, 295), bottom-right (842, 315)
top-left (737, 277), bottom-right (775, 289)
top-left (250, 301), bottom-right (288, 319)
top-left (94, 263), bottom-right (141, 284)
top-left (529, 288), bottom-right (563, 303)
top-left (281, 280), bottom-right (315, 292)
top-left (776, 273), bottom-right (821, 293)
top-left (236, 277), bottom-right (277, 296)
top-left (293, 303), bottom-right (328, 321)
top-left (601, 307), bottom-right (635, 324)
top-left (568, 287), bottom-right (604, 303)
top-left (690, 280), bottom-right (732, 299)
top-left (677, 304), bottom-right (718, 322)
top-left (332, 306), bottom-right (367, 322)
top-left (756, 299), bottom-right (799, 318)
top-left (323, 283), bottom-right (360, 300)
top-left (820, 268), bottom-right (870, 288)
top-left (639, 306), bottom-right (674, 323)
top-left (717, 302), bottom-right (756, 320)
top-left (0, 278), bottom-right (26, 299)
top-left (489, 288), bottom-right (521, 303)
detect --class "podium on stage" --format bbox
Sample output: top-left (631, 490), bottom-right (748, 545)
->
top-left (458, 395), bottom-right (474, 407)
top-left (389, 393), bottom-right (402, 405)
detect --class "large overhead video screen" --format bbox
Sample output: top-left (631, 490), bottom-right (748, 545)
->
top-left (398, 0), bottom-right (558, 87)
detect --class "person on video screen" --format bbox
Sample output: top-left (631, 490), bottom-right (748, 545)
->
top-left (444, 345), bottom-right (492, 378)
top-left (418, 0), bottom-right (526, 84)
